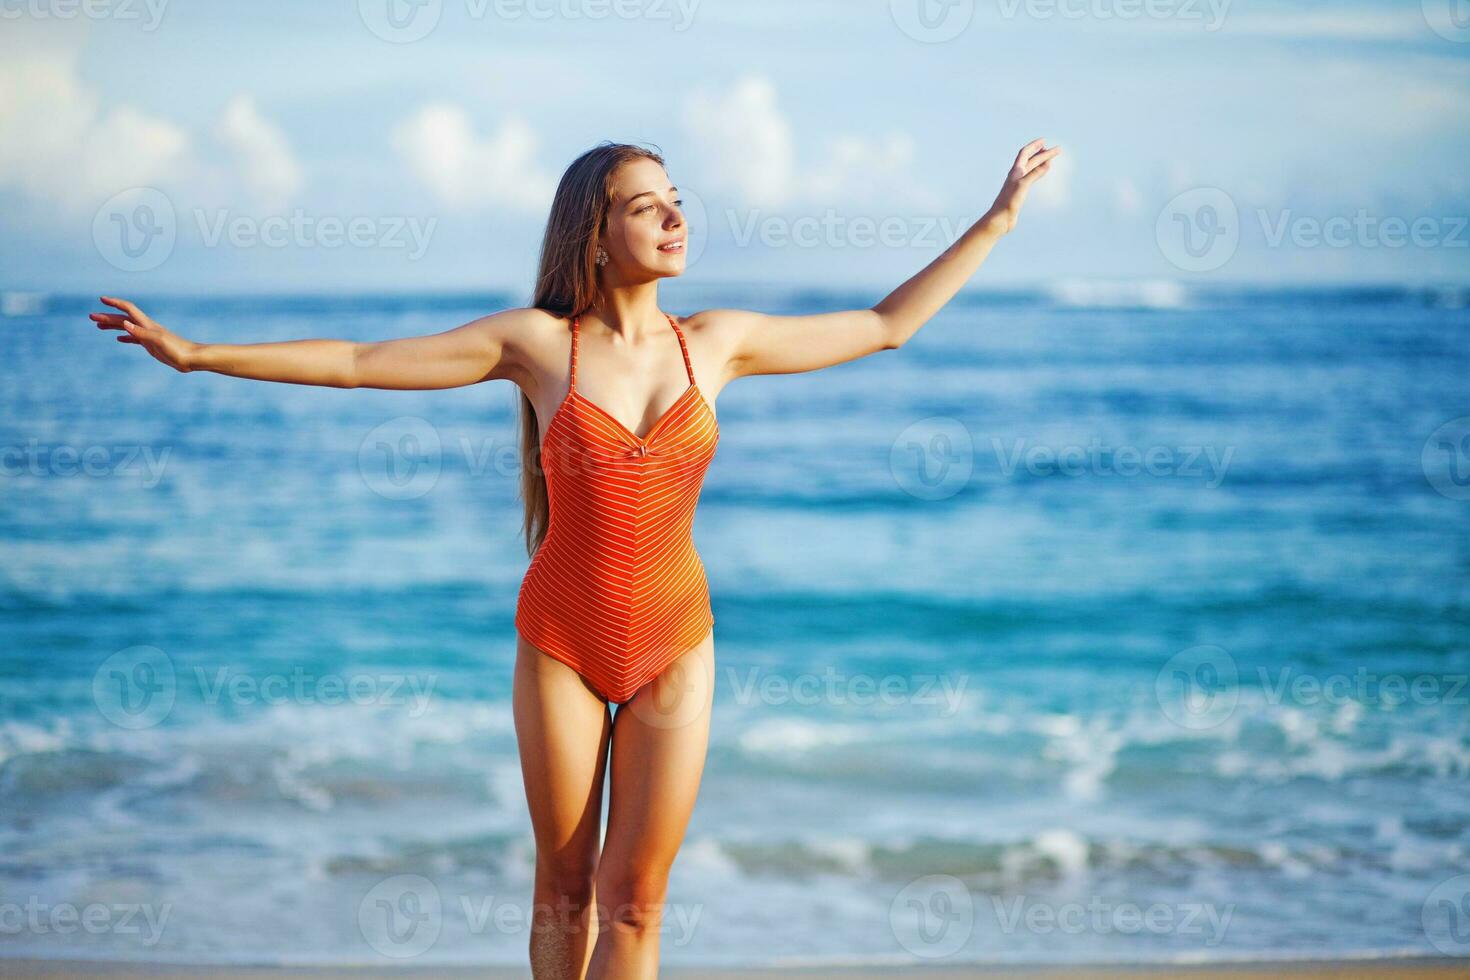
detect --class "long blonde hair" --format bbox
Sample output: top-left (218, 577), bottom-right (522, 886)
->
top-left (520, 141), bottom-right (667, 557)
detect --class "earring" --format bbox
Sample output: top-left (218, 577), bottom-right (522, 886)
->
top-left (595, 247), bottom-right (608, 268)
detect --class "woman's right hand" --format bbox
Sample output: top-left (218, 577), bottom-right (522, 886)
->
top-left (91, 296), bottom-right (199, 373)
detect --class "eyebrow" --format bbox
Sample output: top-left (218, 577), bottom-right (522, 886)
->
top-left (624, 186), bottom-right (678, 206)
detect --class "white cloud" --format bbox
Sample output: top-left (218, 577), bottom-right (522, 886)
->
top-left (682, 75), bottom-right (797, 209)
top-left (0, 24), bottom-right (188, 216)
top-left (681, 75), bottom-right (939, 213)
top-left (213, 94), bottom-right (303, 210)
top-left (389, 104), bottom-right (557, 214)
top-left (803, 131), bottom-right (943, 212)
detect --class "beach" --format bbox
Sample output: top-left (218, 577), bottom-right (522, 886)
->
top-left (3, 956), bottom-right (1469, 978)
top-left (4, 286), bottom-right (1468, 968)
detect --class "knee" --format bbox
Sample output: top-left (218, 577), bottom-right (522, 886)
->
top-left (597, 871), bottom-right (670, 937)
top-left (535, 856), bottom-right (597, 910)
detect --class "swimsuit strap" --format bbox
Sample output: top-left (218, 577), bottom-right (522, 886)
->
top-left (568, 314), bottom-right (579, 391)
top-left (571, 312), bottom-right (690, 391)
top-left (666, 313), bottom-right (696, 387)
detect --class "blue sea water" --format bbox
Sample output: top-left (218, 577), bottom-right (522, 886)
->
top-left (1, 282), bottom-right (1468, 967)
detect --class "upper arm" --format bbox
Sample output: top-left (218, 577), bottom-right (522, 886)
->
top-left (699, 307), bottom-right (895, 382)
top-left (351, 307), bottom-right (539, 390)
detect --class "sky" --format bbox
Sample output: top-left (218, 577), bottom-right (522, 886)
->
top-left (1, 0), bottom-right (1468, 294)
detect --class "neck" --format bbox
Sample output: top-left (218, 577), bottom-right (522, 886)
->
top-left (588, 280), bottom-right (665, 341)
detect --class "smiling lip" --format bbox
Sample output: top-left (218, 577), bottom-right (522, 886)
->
top-left (658, 240), bottom-right (686, 253)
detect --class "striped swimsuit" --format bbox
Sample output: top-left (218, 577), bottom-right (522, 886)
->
top-left (515, 312), bottom-right (719, 704)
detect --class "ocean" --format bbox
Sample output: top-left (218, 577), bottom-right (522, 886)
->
top-left (2, 282), bottom-right (1468, 967)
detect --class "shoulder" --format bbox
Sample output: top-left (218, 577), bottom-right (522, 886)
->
top-left (460, 307), bottom-right (571, 364)
top-left (456, 307), bottom-right (570, 390)
top-left (469, 306), bottom-right (568, 341)
top-left (676, 308), bottom-right (764, 351)
top-left (674, 308), bottom-right (767, 384)
top-left (678, 308), bottom-right (760, 332)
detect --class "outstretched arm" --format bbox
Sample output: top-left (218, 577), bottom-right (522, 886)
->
top-left (90, 296), bottom-right (535, 390)
top-left (715, 138), bottom-right (1060, 379)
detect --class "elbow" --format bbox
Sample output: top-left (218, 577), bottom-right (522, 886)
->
top-left (341, 344), bottom-right (364, 389)
top-left (873, 310), bottom-right (905, 351)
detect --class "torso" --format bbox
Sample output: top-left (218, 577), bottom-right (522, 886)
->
top-left (514, 311), bottom-right (720, 705)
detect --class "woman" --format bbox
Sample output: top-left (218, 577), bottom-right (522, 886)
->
top-left (91, 137), bottom-right (1058, 978)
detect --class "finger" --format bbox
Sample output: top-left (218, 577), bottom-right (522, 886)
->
top-left (92, 313), bottom-right (130, 329)
top-left (1015, 138), bottom-right (1046, 166)
top-left (1023, 146), bottom-right (1062, 175)
top-left (1021, 160), bottom-right (1053, 185)
top-left (100, 296), bottom-right (145, 322)
top-left (116, 334), bottom-right (141, 344)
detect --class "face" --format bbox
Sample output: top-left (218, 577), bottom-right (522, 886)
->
top-left (600, 157), bottom-right (688, 280)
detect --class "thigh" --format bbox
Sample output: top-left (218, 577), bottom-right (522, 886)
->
top-left (600, 631), bottom-right (717, 881)
top-left (512, 636), bottom-right (614, 871)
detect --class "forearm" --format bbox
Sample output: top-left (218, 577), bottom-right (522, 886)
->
top-left (189, 339), bottom-right (361, 388)
top-left (873, 213), bottom-right (1009, 348)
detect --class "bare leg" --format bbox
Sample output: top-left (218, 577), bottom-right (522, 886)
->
top-left (513, 636), bottom-right (614, 979)
top-left (588, 630), bottom-right (716, 979)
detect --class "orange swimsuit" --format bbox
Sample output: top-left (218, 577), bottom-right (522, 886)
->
top-left (515, 312), bottom-right (719, 704)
